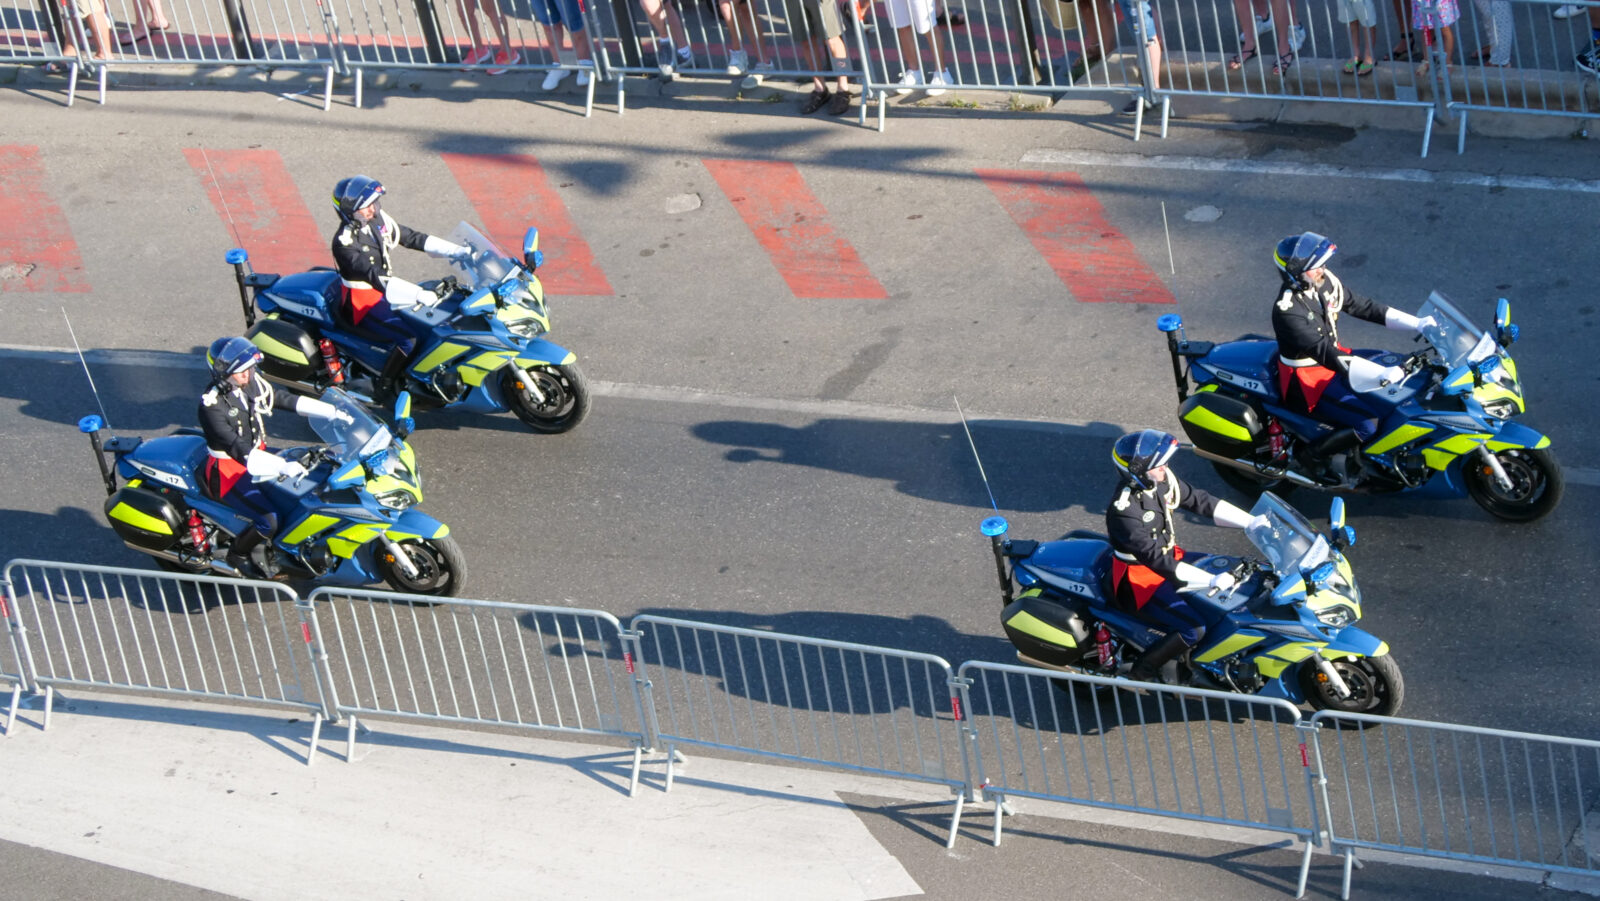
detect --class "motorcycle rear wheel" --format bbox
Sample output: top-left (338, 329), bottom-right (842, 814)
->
top-left (503, 363), bottom-right (591, 434)
top-left (1465, 447), bottom-right (1563, 523)
top-left (376, 536), bottom-right (468, 598)
top-left (1299, 653), bottom-right (1403, 724)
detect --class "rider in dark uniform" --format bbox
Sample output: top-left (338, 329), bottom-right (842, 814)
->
top-left (1270, 232), bottom-right (1433, 475)
top-left (329, 175), bottom-right (468, 398)
top-left (1105, 430), bottom-right (1265, 683)
top-left (199, 336), bottom-right (350, 578)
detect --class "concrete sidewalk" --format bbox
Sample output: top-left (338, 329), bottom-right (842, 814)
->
top-left (4, 692), bottom-right (1600, 901)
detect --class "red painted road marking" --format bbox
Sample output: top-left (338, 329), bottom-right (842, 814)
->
top-left (440, 153), bottom-right (613, 297)
top-left (703, 160), bottom-right (887, 301)
top-left (0, 145), bottom-right (89, 293)
top-left (184, 148), bottom-right (328, 275)
top-left (977, 169), bottom-right (1174, 305)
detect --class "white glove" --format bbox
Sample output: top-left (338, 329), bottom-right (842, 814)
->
top-left (294, 396), bottom-right (355, 425)
top-left (422, 236), bottom-right (469, 259)
top-left (1247, 514), bottom-right (1272, 532)
top-left (1211, 500), bottom-right (1253, 530)
top-left (384, 277), bottom-right (437, 310)
top-left (245, 448), bottom-right (291, 480)
top-left (1414, 315), bottom-right (1437, 333)
top-left (280, 461), bottom-right (308, 482)
top-left (1209, 572), bottom-right (1237, 593)
top-left (1344, 355), bottom-right (1401, 393)
top-left (1384, 308), bottom-right (1421, 331)
top-left (1379, 365), bottom-right (1406, 386)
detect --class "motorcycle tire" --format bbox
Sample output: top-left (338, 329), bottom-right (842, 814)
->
top-left (1213, 461), bottom-right (1294, 497)
top-left (1464, 447), bottom-right (1563, 523)
top-left (376, 535), bottom-right (468, 599)
top-left (1298, 653), bottom-right (1404, 725)
top-left (504, 363), bottom-right (591, 434)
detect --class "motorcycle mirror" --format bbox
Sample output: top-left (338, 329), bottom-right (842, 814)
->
top-left (1333, 525), bottom-right (1356, 550)
top-left (1328, 496), bottom-right (1346, 531)
top-left (1494, 298), bottom-right (1518, 347)
top-left (393, 392), bottom-right (413, 438)
top-left (522, 228), bottom-right (541, 272)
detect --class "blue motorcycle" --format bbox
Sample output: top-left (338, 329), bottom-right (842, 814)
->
top-left (981, 493), bottom-right (1403, 718)
top-left (1158, 293), bottom-right (1560, 522)
top-left (226, 222), bottom-right (590, 434)
top-left (83, 388), bottom-right (467, 597)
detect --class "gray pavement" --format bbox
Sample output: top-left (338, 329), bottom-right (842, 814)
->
top-left (2, 73), bottom-right (1599, 899)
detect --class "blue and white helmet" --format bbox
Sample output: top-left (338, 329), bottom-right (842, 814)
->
top-left (1274, 232), bottom-right (1336, 290)
top-left (333, 175), bottom-right (385, 223)
top-left (207, 336), bottom-right (263, 380)
top-left (1112, 429), bottom-right (1179, 490)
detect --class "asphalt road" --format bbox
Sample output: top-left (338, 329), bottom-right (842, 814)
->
top-left (1, 75), bottom-right (1598, 898)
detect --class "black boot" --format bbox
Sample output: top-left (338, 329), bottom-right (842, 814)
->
top-left (374, 347), bottom-right (409, 405)
top-left (225, 526), bottom-right (265, 577)
top-left (1128, 632), bottom-right (1192, 684)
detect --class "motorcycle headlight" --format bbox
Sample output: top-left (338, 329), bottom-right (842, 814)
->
top-left (506, 318), bottom-right (546, 339)
top-left (374, 489), bottom-right (417, 510)
top-left (1316, 605), bottom-right (1356, 628)
top-left (1482, 398), bottom-right (1518, 420)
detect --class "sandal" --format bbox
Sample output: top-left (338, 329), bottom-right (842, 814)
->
top-left (1387, 36), bottom-right (1417, 61)
top-left (1342, 58), bottom-right (1358, 74)
top-left (935, 10), bottom-right (966, 25)
top-left (1273, 50), bottom-right (1294, 75)
top-left (1357, 59), bottom-right (1374, 76)
top-left (1227, 47), bottom-right (1258, 70)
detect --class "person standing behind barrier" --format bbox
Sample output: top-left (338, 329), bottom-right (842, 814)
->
top-left (533, 0), bottom-right (595, 89)
top-left (1573, 4), bottom-right (1600, 74)
top-left (1117, 0), bottom-right (1165, 112)
top-left (887, 0), bottom-right (952, 95)
top-left (118, 0), bottom-right (171, 46)
top-left (51, 0), bottom-right (113, 66)
top-left (785, 0), bottom-right (854, 115)
top-left (639, 0), bottom-right (695, 77)
top-left (1384, 0), bottom-right (1418, 59)
top-left (1339, 0), bottom-right (1378, 75)
top-left (1465, 0), bottom-right (1512, 66)
top-left (1225, 0), bottom-right (1302, 75)
top-left (458, 0), bottom-right (519, 75)
top-left (714, 0), bottom-right (772, 82)
top-left (1412, 0), bottom-right (1456, 76)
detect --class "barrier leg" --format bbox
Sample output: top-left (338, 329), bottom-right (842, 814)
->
top-left (1420, 108), bottom-right (1434, 157)
top-left (664, 741), bottom-right (677, 791)
top-left (1339, 846), bottom-right (1355, 900)
top-left (876, 92), bottom-right (885, 132)
top-left (322, 65), bottom-right (333, 112)
top-left (1159, 96), bottom-right (1170, 140)
top-left (94, 65), bottom-right (106, 105)
top-left (355, 68), bottom-right (364, 109)
top-left (618, 75), bottom-right (626, 116)
top-left (1457, 110), bottom-right (1468, 154)
top-left (627, 744), bottom-right (641, 797)
top-left (306, 711), bottom-right (324, 766)
top-left (584, 78), bottom-right (594, 119)
top-left (66, 62), bottom-right (78, 108)
top-left (944, 790), bottom-right (964, 849)
top-left (1294, 838), bottom-right (1312, 899)
top-left (345, 713), bottom-right (359, 761)
top-left (3, 684), bottom-right (17, 735)
top-left (991, 793), bottom-right (1005, 846)
top-left (41, 685), bottom-right (53, 731)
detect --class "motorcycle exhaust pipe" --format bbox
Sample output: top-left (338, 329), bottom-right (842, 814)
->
top-left (1186, 447), bottom-right (1325, 489)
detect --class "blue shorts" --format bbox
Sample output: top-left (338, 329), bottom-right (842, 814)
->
top-left (1119, 0), bottom-right (1157, 42)
top-left (533, 0), bottom-right (586, 30)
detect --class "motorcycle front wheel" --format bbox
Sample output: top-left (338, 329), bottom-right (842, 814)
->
top-left (1465, 447), bottom-right (1563, 522)
top-left (503, 363), bottom-right (591, 434)
top-left (375, 536), bottom-right (468, 598)
top-left (1298, 653), bottom-right (1404, 724)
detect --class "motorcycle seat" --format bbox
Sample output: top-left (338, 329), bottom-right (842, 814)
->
top-left (1206, 340), bottom-right (1281, 390)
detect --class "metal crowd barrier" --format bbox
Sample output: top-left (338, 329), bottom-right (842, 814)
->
top-left (0, 559), bottom-right (333, 756)
top-left (629, 614), bottom-right (973, 842)
top-left (957, 662), bottom-right (1319, 897)
top-left (1311, 710), bottom-right (1600, 900)
top-left (308, 587), bottom-right (651, 792)
top-left (0, 575), bottom-right (25, 735)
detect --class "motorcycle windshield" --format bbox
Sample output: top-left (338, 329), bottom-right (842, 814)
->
top-left (1246, 492), bottom-right (1329, 577)
top-left (1418, 291), bottom-right (1497, 370)
top-left (309, 387), bottom-right (393, 461)
top-left (446, 222), bottom-right (520, 290)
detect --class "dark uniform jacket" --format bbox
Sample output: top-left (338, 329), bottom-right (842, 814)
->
top-left (198, 374), bottom-right (295, 465)
top-left (331, 211), bottom-right (431, 294)
top-left (1105, 471), bottom-right (1220, 583)
top-left (1270, 271), bottom-right (1388, 378)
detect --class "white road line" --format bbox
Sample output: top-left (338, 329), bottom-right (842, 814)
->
top-left (1019, 149), bottom-right (1600, 194)
top-left (6, 342), bottom-right (1593, 486)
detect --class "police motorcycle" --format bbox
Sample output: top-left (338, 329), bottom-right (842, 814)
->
top-left (82, 388), bottom-right (468, 597)
top-left (225, 222), bottom-right (589, 434)
top-left (1158, 293), bottom-right (1561, 522)
top-left (981, 493), bottom-right (1402, 718)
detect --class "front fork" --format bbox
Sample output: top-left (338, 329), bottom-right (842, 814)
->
top-left (1310, 651), bottom-right (1354, 699)
top-left (512, 366), bottom-right (548, 404)
top-left (378, 533), bottom-right (420, 580)
top-left (1477, 445), bottom-right (1515, 491)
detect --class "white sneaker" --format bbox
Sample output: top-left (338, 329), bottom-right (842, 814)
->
top-left (739, 60), bottom-right (774, 89)
top-left (656, 40), bottom-right (675, 76)
top-left (1289, 23), bottom-right (1305, 52)
top-left (576, 60), bottom-right (593, 86)
top-left (894, 69), bottom-right (923, 95)
top-left (726, 49), bottom-right (748, 76)
top-left (1554, 3), bottom-right (1583, 17)
top-left (541, 68), bottom-right (570, 90)
top-left (925, 68), bottom-right (950, 96)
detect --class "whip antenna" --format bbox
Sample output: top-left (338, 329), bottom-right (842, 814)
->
top-left (954, 396), bottom-right (999, 513)
top-left (62, 308), bottom-right (112, 432)
top-left (197, 146), bottom-right (248, 251)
